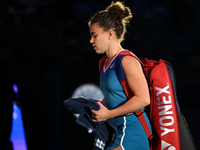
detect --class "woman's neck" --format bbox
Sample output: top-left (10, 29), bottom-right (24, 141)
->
top-left (106, 42), bottom-right (123, 60)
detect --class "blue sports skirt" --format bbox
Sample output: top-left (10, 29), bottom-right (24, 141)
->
top-left (105, 112), bottom-right (151, 150)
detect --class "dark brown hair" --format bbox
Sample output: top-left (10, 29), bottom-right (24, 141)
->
top-left (88, 1), bottom-right (133, 42)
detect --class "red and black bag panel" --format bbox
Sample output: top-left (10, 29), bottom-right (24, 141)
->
top-left (165, 61), bottom-right (197, 150)
top-left (143, 58), bottom-right (196, 150)
top-left (144, 59), bottom-right (180, 150)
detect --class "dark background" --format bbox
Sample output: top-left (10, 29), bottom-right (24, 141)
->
top-left (0, 0), bottom-right (200, 150)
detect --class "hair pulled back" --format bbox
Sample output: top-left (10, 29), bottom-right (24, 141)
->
top-left (88, 1), bottom-right (133, 42)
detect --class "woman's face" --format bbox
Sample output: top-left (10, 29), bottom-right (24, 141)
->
top-left (89, 23), bottom-right (110, 54)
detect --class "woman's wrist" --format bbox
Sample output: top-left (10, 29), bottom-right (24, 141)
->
top-left (109, 109), bottom-right (118, 119)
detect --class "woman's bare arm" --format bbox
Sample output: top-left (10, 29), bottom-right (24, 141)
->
top-left (91, 56), bottom-right (150, 122)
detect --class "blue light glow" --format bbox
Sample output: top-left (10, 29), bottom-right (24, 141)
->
top-left (10, 102), bottom-right (27, 150)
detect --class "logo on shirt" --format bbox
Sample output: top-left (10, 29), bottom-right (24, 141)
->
top-left (95, 138), bottom-right (105, 150)
top-left (110, 63), bottom-right (115, 69)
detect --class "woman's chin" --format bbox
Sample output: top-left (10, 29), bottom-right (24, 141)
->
top-left (95, 50), bottom-right (101, 54)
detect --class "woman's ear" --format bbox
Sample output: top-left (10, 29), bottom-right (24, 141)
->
top-left (107, 29), bottom-right (114, 40)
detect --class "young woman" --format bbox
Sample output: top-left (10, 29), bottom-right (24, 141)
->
top-left (89, 2), bottom-right (152, 150)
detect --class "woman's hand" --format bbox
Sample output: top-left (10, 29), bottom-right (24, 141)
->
top-left (91, 101), bottom-right (111, 122)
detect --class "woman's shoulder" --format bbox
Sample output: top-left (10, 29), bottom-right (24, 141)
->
top-left (121, 53), bottom-right (142, 72)
top-left (122, 55), bottom-right (140, 65)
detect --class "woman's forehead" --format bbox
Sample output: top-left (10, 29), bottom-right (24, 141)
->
top-left (90, 23), bottom-right (104, 34)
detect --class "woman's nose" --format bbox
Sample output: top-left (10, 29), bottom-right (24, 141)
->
top-left (90, 37), bottom-right (93, 43)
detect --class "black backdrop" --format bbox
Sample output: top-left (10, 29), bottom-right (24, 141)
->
top-left (0, 0), bottom-right (200, 149)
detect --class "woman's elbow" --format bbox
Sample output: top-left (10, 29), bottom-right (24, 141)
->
top-left (143, 97), bottom-right (150, 107)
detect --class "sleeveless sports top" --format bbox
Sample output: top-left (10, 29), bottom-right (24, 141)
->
top-left (99, 50), bottom-right (128, 109)
top-left (100, 50), bottom-right (152, 150)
